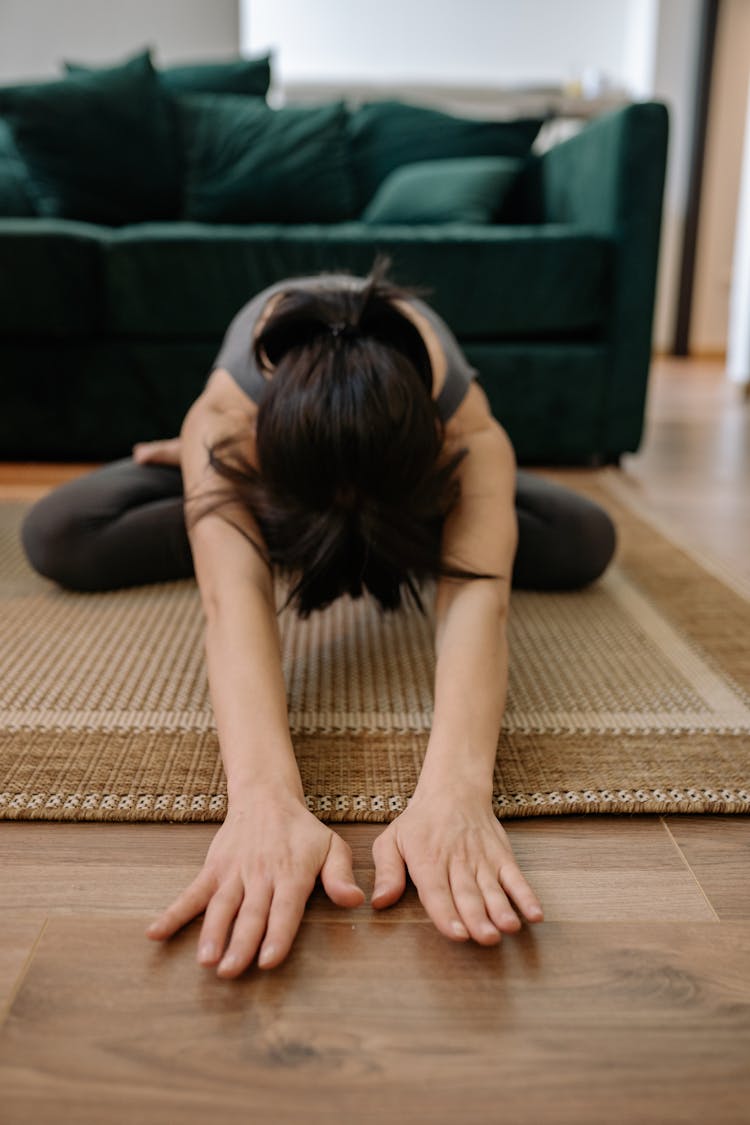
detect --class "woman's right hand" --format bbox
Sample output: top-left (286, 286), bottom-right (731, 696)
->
top-left (132, 438), bottom-right (182, 466)
top-left (145, 790), bottom-right (365, 975)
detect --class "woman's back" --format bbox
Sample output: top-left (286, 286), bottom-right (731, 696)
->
top-left (206, 272), bottom-right (479, 425)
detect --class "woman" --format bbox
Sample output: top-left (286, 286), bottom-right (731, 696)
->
top-left (20, 257), bottom-right (616, 977)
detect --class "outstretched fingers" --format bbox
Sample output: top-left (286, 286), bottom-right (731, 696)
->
top-left (497, 858), bottom-right (544, 923)
top-left (447, 859), bottom-right (503, 944)
top-left (410, 863), bottom-right (472, 942)
top-left (410, 854), bottom-right (543, 945)
top-left (245, 876), bottom-right (316, 971)
top-left (215, 878), bottom-right (287, 976)
top-left (146, 870), bottom-right (215, 941)
top-left (196, 878), bottom-right (246, 965)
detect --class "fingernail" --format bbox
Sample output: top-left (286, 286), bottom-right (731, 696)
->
top-left (451, 920), bottom-right (469, 938)
top-left (258, 945), bottom-right (275, 967)
top-left (218, 953), bottom-right (238, 972)
top-left (482, 923), bottom-right (500, 938)
top-left (199, 943), bottom-right (216, 961)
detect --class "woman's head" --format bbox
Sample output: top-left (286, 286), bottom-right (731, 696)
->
top-left (189, 255), bottom-right (493, 617)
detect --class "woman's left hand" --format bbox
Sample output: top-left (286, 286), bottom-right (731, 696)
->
top-left (132, 437), bottom-right (182, 466)
top-left (370, 786), bottom-right (544, 943)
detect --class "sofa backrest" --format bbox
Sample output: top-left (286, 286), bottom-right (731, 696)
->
top-left (0, 47), bottom-right (547, 227)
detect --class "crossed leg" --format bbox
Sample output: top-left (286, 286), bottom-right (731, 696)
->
top-left (19, 458), bottom-right (617, 594)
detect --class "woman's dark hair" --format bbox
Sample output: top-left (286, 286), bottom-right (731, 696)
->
top-left (184, 254), bottom-right (500, 618)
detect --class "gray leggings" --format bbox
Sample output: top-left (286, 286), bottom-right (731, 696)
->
top-left (19, 457), bottom-right (617, 594)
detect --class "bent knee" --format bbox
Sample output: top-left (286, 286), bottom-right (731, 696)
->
top-left (20, 497), bottom-right (100, 590)
top-left (570, 504), bottom-right (617, 587)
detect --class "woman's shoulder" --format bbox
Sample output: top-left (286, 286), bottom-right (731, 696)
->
top-left (441, 381), bottom-right (510, 445)
top-left (201, 365), bottom-right (260, 419)
top-left (216, 273), bottom-right (460, 409)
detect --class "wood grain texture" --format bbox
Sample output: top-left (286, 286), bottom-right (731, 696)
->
top-left (619, 358), bottom-right (750, 584)
top-left (0, 818), bottom-right (717, 923)
top-left (0, 912), bottom-right (47, 1025)
top-left (0, 915), bottom-right (748, 1125)
top-left (662, 815), bottom-right (750, 920)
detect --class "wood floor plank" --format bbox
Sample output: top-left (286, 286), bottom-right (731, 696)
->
top-left (661, 815), bottom-right (750, 920)
top-left (0, 818), bottom-right (716, 922)
top-left (0, 485), bottom-right (55, 501)
top-left (0, 915), bottom-right (747, 1125)
top-left (0, 463), bottom-right (96, 486)
top-left (0, 913), bottom-right (47, 1028)
top-left (620, 360), bottom-right (750, 581)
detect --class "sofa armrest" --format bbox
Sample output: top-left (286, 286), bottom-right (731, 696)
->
top-left (536, 101), bottom-right (668, 231)
top-left (535, 101), bottom-right (670, 456)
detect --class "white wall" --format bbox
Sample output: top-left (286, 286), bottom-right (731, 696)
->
top-left (646, 0), bottom-right (703, 354)
top-left (622, 0), bottom-right (660, 99)
top-left (726, 78), bottom-right (750, 384)
top-left (243, 0), bottom-right (633, 92)
top-left (0, 0), bottom-right (240, 83)
top-left (691, 0), bottom-right (750, 355)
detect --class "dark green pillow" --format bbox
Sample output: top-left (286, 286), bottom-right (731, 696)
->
top-left (176, 94), bottom-right (357, 223)
top-left (66, 51), bottom-right (272, 98)
top-left (361, 156), bottom-right (522, 224)
top-left (0, 120), bottom-right (35, 216)
top-left (0, 52), bottom-right (181, 225)
top-left (159, 55), bottom-right (271, 97)
top-left (349, 99), bottom-right (544, 212)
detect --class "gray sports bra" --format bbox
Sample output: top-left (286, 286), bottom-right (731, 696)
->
top-left (211, 273), bottom-right (478, 422)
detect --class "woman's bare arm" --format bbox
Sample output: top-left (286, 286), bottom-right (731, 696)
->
top-left (145, 397), bottom-right (364, 976)
top-left (369, 387), bottom-right (545, 942)
top-left (418, 414), bottom-right (518, 795)
top-left (179, 397), bottom-right (305, 802)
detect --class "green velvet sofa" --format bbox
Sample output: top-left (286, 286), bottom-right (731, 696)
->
top-left (0, 52), bottom-right (669, 466)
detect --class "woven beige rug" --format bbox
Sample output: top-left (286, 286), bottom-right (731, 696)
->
top-left (1, 473), bottom-right (749, 821)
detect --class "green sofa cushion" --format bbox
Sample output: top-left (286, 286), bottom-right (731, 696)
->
top-left (348, 100), bottom-right (544, 211)
top-left (0, 52), bottom-right (182, 225)
top-left (159, 54), bottom-right (271, 97)
top-left (176, 95), bottom-right (357, 223)
top-left (0, 120), bottom-right (34, 216)
top-left (0, 218), bottom-right (106, 334)
top-left (66, 51), bottom-right (272, 98)
top-left (99, 221), bottom-right (610, 340)
top-left (361, 156), bottom-right (523, 224)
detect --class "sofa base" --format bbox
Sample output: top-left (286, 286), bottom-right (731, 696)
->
top-left (464, 341), bottom-right (641, 464)
top-left (2, 338), bottom-right (637, 465)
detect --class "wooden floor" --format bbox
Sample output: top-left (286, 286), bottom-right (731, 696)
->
top-left (1, 357), bottom-right (749, 1125)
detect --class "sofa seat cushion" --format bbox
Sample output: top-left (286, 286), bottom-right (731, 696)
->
top-left (0, 218), bottom-right (106, 334)
top-left (101, 222), bottom-right (612, 341)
